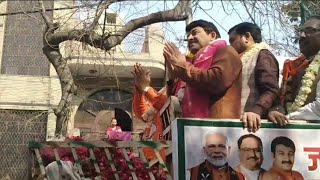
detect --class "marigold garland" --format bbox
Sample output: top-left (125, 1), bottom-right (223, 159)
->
top-left (240, 42), bottom-right (270, 65)
top-left (186, 51), bottom-right (194, 59)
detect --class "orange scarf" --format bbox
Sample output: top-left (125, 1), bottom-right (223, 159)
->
top-left (280, 55), bottom-right (308, 105)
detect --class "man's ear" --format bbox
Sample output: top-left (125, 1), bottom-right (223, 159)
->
top-left (202, 147), bottom-right (207, 155)
top-left (227, 146), bottom-right (231, 155)
top-left (244, 32), bottom-right (251, 41)
top-left (209, 32), bottom-right (217, 40)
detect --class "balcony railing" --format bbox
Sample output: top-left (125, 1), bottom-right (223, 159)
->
top-left (61, 24), bottom-right (166, 78)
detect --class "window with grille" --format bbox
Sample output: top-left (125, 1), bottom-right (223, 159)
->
top-left (106, 13), bottom-right (116, 24)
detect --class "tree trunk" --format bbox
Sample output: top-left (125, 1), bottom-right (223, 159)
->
top-left (42, 44), bottom-right (77, 137)
top-left (39, 0), bottom-right (190, 137)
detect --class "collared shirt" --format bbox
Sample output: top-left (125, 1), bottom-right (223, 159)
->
top-left (239, 165), bottom-right (264, 180)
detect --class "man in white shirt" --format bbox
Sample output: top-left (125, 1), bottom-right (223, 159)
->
top-left (268, 16), bottom-right (320, 123)
top-left (235, 134), bottom-right (265, 180)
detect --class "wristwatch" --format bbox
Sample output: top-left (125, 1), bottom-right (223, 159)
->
top-left (143, 86), bottom-right (150, 92)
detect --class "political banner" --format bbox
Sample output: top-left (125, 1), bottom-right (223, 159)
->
top-left (172, 118), bottom-right (320, 180)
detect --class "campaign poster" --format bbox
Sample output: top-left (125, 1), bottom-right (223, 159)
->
top-left (172, 118), bottom-right (320, 180)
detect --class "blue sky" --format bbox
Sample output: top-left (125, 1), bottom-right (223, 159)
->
top-left (109, 1), bottom-right (298, 56)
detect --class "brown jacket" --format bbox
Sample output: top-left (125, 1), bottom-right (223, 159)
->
top-left (174, 45), bottom-right (242, 119)
top-left (189, 161), bottom-right (245, 180)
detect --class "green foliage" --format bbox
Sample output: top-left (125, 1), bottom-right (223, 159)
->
top-left (282, 0), bottom-right (320, 23)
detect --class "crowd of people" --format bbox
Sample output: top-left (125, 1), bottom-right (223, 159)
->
top-left (131, 15), bottom-right (320, 179)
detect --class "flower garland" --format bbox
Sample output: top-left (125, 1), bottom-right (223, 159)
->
top-left (186, 51), bottom-right (194, 59)
top-left (288, 53), bottom-right (320, 113)
top-left (240, 42), bottom-right (270, 65)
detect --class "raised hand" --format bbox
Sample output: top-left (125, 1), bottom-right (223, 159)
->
top-left (163, 42), bottom-right (186, 66)
top-left (132, 63), bottom-right (151, 91)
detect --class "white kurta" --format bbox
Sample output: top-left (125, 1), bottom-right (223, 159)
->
top-left (287, 76), bottom-right (320, 121)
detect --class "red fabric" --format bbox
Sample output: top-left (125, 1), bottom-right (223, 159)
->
top-left (106, 126), bottom-right (122, 133)
top-left (280, 55), bottom-right (308, 105)
top-left (107, 131), bottom-right (131, 141)
top-left (178, 40), bottom-right (227, 118)
top-left (106, 126), bottom-right (122, 140)
top-left (173, 45), bottom-right (242, 119)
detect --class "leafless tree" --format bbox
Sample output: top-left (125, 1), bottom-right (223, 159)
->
top-left (37, 0), bottom-right (190, 136)
top-left (192, 0), bottom-right (311, 56)
top-left (1, 0), bottom-right (312, 137)
top-left (240, 0), bottom-right (301, 56)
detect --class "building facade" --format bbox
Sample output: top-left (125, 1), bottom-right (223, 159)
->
top-left (0, 0), bottom-right (166, 178)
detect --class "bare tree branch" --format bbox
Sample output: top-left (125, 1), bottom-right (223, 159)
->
top-left (86, 0), bottom-right (122, 32)
top-left (0, 2), bottom-right (101, 16)
top-left (46, 0), bottom-right (190, 50)
top-left (38, 0), bottom-right (190, 136)
top-left (38, 0), bottom-right (53, 29)
top-left (241, 0), bottom-right (258, 25)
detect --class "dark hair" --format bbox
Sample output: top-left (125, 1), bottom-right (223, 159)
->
top-left (271, 136), bottom-right (296, 154)
top-left (186, 20), bottom-right (221, 38)
top-left (237, 134), bottom-right (263, 149)
top-left (228, 22), bottom-right (262, 43)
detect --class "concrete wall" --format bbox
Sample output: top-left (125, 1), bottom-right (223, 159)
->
top-left (0, 75), bottom-right (61, 139)
top-left (0, 1), bottom-right (166, 140)
top-left (0, 75), bottom-right (60, 109)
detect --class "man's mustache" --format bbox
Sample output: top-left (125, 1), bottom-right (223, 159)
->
top-left (187, 40), bottom-right (198, 44)
top-left (282, 161), bottom-right (293, 165)
top-left (211, 155), bottom-right (225, 159)
top-left (247, 157), bottom-right (259, 160)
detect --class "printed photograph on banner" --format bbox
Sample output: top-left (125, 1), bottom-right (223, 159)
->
top-left (172, 119), bottom-right (320, 180)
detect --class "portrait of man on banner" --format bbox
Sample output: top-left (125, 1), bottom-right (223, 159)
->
top-left (175, 120), bottom-right (320, 180)
top-left (235, 134), bottom-right (266, 179)
top-left (188, 132), bottom-right (244, 180)
top-left (262, 136), bottom-right (304, 180)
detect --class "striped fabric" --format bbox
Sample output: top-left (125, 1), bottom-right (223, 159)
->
top-left (160, 96), bottom-right (182, 140)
